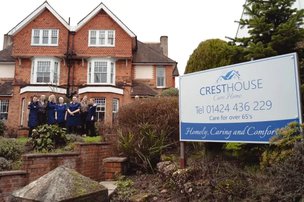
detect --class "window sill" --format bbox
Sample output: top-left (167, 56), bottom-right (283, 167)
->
top-left (88, 45), bottom-right (115, 48)
top-left (31, 44), bottom-right (58, 47)
top-left (156, 86), bottom-right (167, 89)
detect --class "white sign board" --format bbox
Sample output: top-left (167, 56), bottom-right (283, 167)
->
top-left (180, 53), bottom-right (302, 143)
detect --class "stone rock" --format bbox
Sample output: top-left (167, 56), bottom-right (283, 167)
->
top-left (160, 189), bottom-right (168, 194)
top-left (157, 161), bottom-right (178, 176)
top-left (12, 166), bottom-right (108, 202)
top-left (129, 193), bottom-right (151, 202)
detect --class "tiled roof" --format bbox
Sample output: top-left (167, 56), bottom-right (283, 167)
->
top-left (133, 41), bottom-right (177, 64)
top-left (0, 46), bottom-right (14, 62)
top-left (0, 80), bottom-right (13, 96)
top-left (131, 81), bottom-right (158, 97)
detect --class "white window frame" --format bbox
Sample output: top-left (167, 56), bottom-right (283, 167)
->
top-left (31, 57), bottom-right (60, 85)
top-left (95, 98), bottom-right (106, 122)
top-left (31, 29), bottom-right (59, 46)
top-left (20, 98), bottom-right (25, 126)
top-left (88, 30), bottom-right (115, 47)
top-left (87, 58), bottom-right (116, 85)
top-left (156, 66), bottom-right (166, 88)
top-left (0, 99), bottom-right (9, 120)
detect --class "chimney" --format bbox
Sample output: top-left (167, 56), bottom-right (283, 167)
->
top-left (3, 34), bottom-right (12, 49)
top-left (160, 36), bottom-right (168, 57)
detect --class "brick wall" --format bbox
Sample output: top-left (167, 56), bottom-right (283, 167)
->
top-left (0, 142), bottom-right (114, 202)
top-left (0, 170), bottom-right (27, 202)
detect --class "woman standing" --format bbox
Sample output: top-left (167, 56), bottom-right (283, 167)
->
top-left (86, 98), bottom-right (97, 136)
top-left (37, 95), bottom-right (47, 126)
top-left (28, 95), bottom-right (39, 137)
top-left (55, 97), bottom-right (67, 128)
top-left (47, 94), bottom-right (57, 125)
top-left (66, 96), bottom-right (81, 134)
top-left (80, 96), bottom-right (88, 135)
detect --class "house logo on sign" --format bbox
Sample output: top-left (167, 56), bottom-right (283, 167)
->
top-left (217, 70), bottom-right (240, 83)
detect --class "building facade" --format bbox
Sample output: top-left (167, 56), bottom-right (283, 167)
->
top-left (0, 2), bottom-right (178, 135)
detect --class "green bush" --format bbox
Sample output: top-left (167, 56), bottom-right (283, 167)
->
top-left (118, 123), bottom-right (171, 173)
top-left (0, 137), bottom-right (24, 161)
top-left (161, 88), bottom-right (179, 97)
top-left (116, 97), bottom-right (179, 146)
top-left (0, 157), bottom-right (11, 171)
top-left (260, 122), bottom-right (303, 168)
top-left (0, 121), bottom-right (6, 136)
top-left (30, 124), bottom-right (69, 152)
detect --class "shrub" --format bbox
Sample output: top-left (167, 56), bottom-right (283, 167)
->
top-left (260, 122), bottom-right (303, 168)
top-left (0, 121), bottom-right (6, 136)
top-left (116, 97), bottom-right (179, 146)
top-left (30, 124), bottom-right (69, 151)
top-left (266, 142), bottom-right (304, 201)
top-left (118, 123), bottom-right (171, 173)
top-left (0, 157), bottom-right (11, 171)
top-left (161, 88), bottom-right (179, 97)
top-left (0, 137), bottom-right (24, 161)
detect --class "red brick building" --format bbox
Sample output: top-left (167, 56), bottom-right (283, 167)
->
top-left (0, 2), bottom-right (178, 135)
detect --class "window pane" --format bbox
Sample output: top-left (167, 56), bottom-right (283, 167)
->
top-left (99, 31), bottom-right (105, 45)
top-left (42, 30), bottom-right (49, 44)
top-left (53, 61), bottom-right (58, 83)
top-left (51, 30), bottom-right (58, 44)
top-left (94, 61), bottom-right (107, 83)
top-left (90, 30), bottom-right (97, 45)
top-left (108, 31), bottom-right (114, 45)
top-left (36, 61), bottom-right (51, 83)
top-left (157, 67), bottom-right (165, 87)
top-left (0, 100), bottom-right (9, 120)
top-left (33, 30), bottom-right (40, 44)
top-left (95, 98), bottom-right (106, 121)
top-left (110, 62), bottom-right (114, 84)
top-left (88, 62), bottom-right (92, 83)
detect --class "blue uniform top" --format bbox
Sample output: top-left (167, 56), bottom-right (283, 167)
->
top-left (66, 102), bottom-right (81, 126)
top-left (56, 104), bottom-right (67, 123)
top-left (47, 101), bottom-right (57, 124)
top-left (28, 101), bottom-right (39, 128)
top-left (86, 104), bottom-right (97, 122)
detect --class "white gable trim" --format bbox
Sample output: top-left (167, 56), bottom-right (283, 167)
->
top-left (75, 3), bottom-right (136, 37)
top-left (8, 2), bottom-right (70, 36)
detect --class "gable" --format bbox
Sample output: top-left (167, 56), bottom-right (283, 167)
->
top-left (75, 3), bottom-right (136, 37)
top-left (7, 2), bottom-right (70, 36)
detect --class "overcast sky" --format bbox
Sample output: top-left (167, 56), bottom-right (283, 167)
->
top-left (0, 0), bottom-right (246, 76)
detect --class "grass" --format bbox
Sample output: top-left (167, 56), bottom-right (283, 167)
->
top-left (83, 136), bottom-right (103, 143)
top-left (16, 137), bottom-right (29, 144)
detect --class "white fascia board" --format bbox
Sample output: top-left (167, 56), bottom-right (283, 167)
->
top-left (8, 2), bottom-right (70, 36)
top-left (20, 86), bottom-right (67, 94)
top-left (75, 3), bottom-right (136, 37)
top-left (78, 86), bottom-right (123, 95)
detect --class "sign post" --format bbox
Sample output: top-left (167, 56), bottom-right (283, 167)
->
top-left (180, 53), bottom-right (302, 144)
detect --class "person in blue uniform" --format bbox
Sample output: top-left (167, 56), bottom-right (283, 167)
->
top-left (55, 97), bottom-right (67, 128)
top-left (28, 95), bottom-right (39, 137)
top-left (66, 96), bottom-right (81, 134)
top-left (47, 94), bottom-right (57, 125)
top-left (86, 98), bottom-right (97, 136)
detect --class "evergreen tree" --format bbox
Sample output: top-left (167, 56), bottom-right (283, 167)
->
top-left (185, 39), bottom-right (243, 74)
top-left (236, 0), bottom-right (304, 60)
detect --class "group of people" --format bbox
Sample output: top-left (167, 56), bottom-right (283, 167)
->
top-left (28, 94), bottom-right (97, 137)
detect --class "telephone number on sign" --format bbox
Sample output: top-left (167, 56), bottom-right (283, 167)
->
top-left (195, 100), bottom-right (273, 114)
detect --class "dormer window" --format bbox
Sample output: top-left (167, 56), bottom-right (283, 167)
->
top-left (88, 30), bottom-right (115, 47)
top-left (31, 29), bottom-right (59, 46)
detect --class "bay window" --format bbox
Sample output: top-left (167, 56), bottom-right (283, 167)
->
top-left (31, 57), bottom-right (60, 84)
top-left (31, 29), bottom-right (59, 46)
top-left (89, 30), bottom-right (115, 47)
top-left (88, 59), bottom-right (115, 85)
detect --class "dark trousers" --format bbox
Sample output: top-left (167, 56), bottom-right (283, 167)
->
top-left (80, 112), bottom-right (88, 134)
top-left (67, 126), bottom-right (79, 135)
top-left (86, 121), bottom-right (96, 136)
top-left (58, 122), bottom-right (66, 128)
top-left (37, 112), bottom-right (47, 126)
